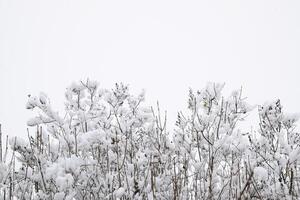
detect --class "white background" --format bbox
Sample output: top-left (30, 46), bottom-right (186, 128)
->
top-left (0, 0), bottom-right (299, 137)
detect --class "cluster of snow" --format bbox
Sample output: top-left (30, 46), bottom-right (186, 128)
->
top-left (0, 80), bottom-right (299, 199)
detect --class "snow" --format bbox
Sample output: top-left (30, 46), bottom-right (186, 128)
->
top-left (254, 166), bottom-right (268, 181)
top-left (114, 187), bottom-right (125, 199)
top-left (3, 80), bottom-right (300, 199)
top-left (0, 162), bottom-right (7, 183)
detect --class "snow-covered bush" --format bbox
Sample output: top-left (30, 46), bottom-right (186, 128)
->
top-left (7, 80), bottom-right (173, 200)
top-left (248, 100), bottom-right (300, 199)
top-left (174, 83), bottom-right (254, 199)
top-left (0, 80), bottom-right (299, 199)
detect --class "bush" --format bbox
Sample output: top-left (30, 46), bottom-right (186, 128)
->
top-left (1, 80), bottom-right (299, 199)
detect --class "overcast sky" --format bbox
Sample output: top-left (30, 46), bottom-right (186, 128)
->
top-left (0, 0), bottom-right (299, 137)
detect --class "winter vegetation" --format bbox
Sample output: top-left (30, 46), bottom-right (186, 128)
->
top-left (0, 80), bottom-right (299, 200)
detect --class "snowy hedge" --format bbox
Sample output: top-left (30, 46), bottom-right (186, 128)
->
top-left (0, 80), bottom-right (299, 199)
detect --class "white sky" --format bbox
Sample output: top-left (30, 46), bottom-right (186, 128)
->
top-left (0, 0), bottom-right (299, 137)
